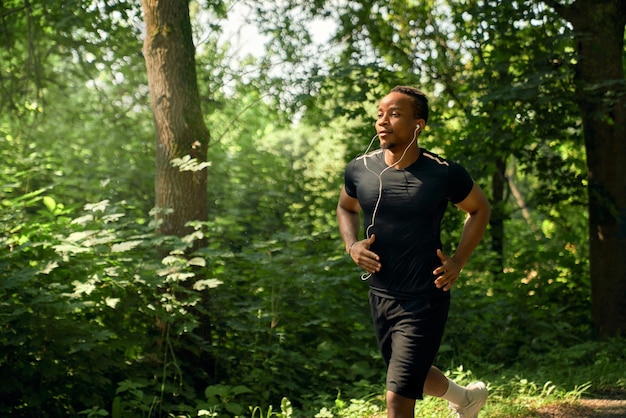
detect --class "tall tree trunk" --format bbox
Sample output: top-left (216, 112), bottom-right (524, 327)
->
top-left (142, 0), bottom-right (210, 240)
top-left (141, 0), bottom-right (216, 390)
top-left (490, 157), bottom-right (506, 276)
top-left (546, 0), bottom-right (626, 337)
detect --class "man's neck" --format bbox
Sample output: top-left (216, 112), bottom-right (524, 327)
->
top-left (384, 146), bottom-right (421, 169)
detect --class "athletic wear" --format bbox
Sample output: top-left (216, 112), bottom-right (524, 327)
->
top-left (343, 147), bottom-right (474, 400)
top-left (449, 382), bottom-right (488, 417)
top-left (369, 292), bottom-right (450, 400)
top-left (344, 148), bottom-right (474, 298)
top-left (443, 378), bottom-right (473, 406)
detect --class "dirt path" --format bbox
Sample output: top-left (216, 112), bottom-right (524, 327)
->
top-left (535, 399), bottom-right (626, 417)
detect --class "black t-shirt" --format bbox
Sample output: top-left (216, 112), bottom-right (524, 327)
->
top-left (344, 148), bottom-right (474, 299)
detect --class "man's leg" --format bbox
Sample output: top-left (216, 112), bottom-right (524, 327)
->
top-left (424, 365), bottom-right (488, 417)
top-left (385, 366), bottom-right (447, 418)
top-left (386, 390), bottom-right (416, 418)
top-left (385, 366), bottom-right (472, 418)
top-left (423, 365), bottom-right (449, 397)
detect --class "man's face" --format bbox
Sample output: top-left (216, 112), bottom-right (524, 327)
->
top-left (376, 92), bottom-right (419, 150)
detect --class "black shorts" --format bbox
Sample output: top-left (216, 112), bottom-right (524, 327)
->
top-left (369, 291), bottom-right (450, 400)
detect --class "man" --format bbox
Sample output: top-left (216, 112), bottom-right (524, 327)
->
top-left (336, 86), bottom-right (491, 418)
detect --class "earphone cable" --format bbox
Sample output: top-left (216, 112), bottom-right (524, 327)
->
top-left (359, 129), bottom-right (419, 281)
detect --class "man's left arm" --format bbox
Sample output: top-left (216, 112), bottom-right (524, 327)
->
top-left (434, 181), bottom-right (491, 291)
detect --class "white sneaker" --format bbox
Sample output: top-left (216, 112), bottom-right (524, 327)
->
top-left (449, 381), bottom-right (488, 418)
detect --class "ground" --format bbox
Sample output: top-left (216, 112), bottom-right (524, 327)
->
top-left (535, 399), bottom-right (626, 418)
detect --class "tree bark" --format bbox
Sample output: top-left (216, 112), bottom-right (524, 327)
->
top-left (141, 1), bottom-right (215, 388)
top-left (142, 0), bottom-right (210, 239)
top-left (546, 0), bottom-right (626, 337)
top-left (490, 157), bottom-right (506, 276)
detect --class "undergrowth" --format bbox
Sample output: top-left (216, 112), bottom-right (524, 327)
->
top-left (295, 337), bottom-right (625, 418)
top-left (76, 337), bottom-right (623, 418)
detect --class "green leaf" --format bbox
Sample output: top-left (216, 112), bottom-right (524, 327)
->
top-left (193, 279), bottom-right (223, 290)
top-left (43, 196), bottom-right (56, 212)
top-left (188, 256), bottom-right (206, 267)
top-left (111, 240), bottom-right (143, 252)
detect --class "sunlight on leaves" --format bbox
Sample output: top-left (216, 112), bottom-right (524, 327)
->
top-left (53, 243), bottom-right (91, 255)
top-left (171, 155), bottom-right (211, 172)
top-left (193, 278), bottom-right (223, 291)
top-left (111, 240), bottom-right (143, 252)
top-left (188, 256), bottom-right (206, 267)
top-left (39, 261), bottom-right (59, 274)
top-left (102, 213), bottom-right (125, 223)
top-left (69, 280), bottom-right (96, 296)
top-left (71, 214), bottom-right (94, 226)
top-left (66, 230), bottom-right (99, 243)
top-left (84, 200), bottom-right (110, 212)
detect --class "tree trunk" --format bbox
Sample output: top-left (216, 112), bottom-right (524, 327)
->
top-left (142, 0), bottom-right (210, 239)
top-left (490, 157), bottom-right (506, 276)
top-left (547, 0), bottom-right (626, 337)
top-left (141, 0), bottom-right (216, 388)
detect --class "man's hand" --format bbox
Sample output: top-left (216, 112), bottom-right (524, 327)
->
top-left (433, 249), bottom-right (462, 291)
top-left (349, 234), bottom-right (381, 274)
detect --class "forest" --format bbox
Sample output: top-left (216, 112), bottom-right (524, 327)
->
top-left (1, 0), bottom-right (625, 417)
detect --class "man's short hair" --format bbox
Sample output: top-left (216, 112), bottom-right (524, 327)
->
top-left (390, 86), bottom-right (429, 123)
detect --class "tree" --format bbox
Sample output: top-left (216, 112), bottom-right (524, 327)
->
top-left (543, 0), bottom-right (626, 338)
top-left (142, 0), bottom-right (210, 239)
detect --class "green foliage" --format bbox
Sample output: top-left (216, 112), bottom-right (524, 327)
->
top-left (0, 0), bottom-right (143, 113)
top-left (1, 1), bottom-right (620, 417)
top-left (1, 195), bottom-right (144, 414)
top-left (1, 90), bottom-right (383, 416)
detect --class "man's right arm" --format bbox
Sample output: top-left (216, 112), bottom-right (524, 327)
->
top-left (337, 187), bottom-right (381, 274)
top-left (336, 186), bottom-right (361, 253)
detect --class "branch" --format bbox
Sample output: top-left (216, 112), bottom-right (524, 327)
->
top-left (540, 0), bottom-right (578, 23)
top-left (0, 5), bottom-right (26, 19)
top-left (209, 92), bottom-right (270, 147)
top-left (507, 171), bottom-right (542, 241)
